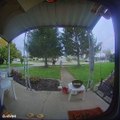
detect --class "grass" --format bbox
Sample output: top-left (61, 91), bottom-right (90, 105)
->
top-left (22, 66), bottom-right (61, 79)
top-left (14, 62), bottom-right (114, 85)
top-left (0, 63), bottom-right (24, 69)
top-left (67, 62), bottom-right (114, 86)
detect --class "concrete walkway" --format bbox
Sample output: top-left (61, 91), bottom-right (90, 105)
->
top-left (60, 67), bottom-right (75, 87)
top-left (3, 66), bottom-right (110, 119)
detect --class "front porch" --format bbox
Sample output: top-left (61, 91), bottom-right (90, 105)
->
top-left (4, 81), bottom-right (109, 119)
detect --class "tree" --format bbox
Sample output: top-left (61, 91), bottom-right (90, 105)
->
top-left (0, 37), bottom-right (8, 47)
top-left (61, 27), bottom-right (101, 66)
top-left (0, 43), bottom-right (22, 64)
top-left (0, 38), bottom-right (7, 64)
top-left (10, 43), bottom-right (22, 63)
top-left (0, 57), bottom-right (4, 65)
top-left (109, 53), bottom-right (114, 62)
top-left (103, 49), bottom-right (112, 61)
top-left (20, 57), bottom-right (24, 64)
top-left (103, 49), bottom-right (114, 62)
top-left (26, 27), bottom-right (62, 67)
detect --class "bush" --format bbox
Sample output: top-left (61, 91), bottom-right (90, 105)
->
top-left (30, 77), bottom-right (40, 83)
top-left (10, 69), bottom-right (23, 80)
top-left (0, 57), bottom-right (4, 65)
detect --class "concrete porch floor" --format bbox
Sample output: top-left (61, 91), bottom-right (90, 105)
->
top-left (4, 81), bottom-right (109, 120)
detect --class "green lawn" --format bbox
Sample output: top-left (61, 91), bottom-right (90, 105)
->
top-left (0, 63), bottom-right (24, 69)
top-left (18, 62), bottom-right (114, 85)
top-left (67, 62), bottom-right (114, 86)
top-left (24, 66), bottom-right (61, 79)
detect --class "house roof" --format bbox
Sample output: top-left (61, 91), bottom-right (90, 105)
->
top-left (0, 0), bottom-right (107, 42)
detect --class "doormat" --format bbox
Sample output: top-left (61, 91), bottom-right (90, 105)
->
top-left (68, 107), bottom-right (103, 120)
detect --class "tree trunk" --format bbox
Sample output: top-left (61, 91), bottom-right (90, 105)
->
top-left (5, 59), bottom-right (8, 65)
top-left (44, 57), bottom-right (48, 68)
top-left (52, 58), bottom-right (56, 65)
top-left (75, 28), bottom-right (80, 67)
top-left (76, 44), bottom-right (80, 66)
top-left (77, 53), bottom-right (80, 66)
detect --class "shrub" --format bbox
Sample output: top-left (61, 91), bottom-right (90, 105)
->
top-left (30, 77), bottom-right (40, 83)
top-left (0, 57), bottom-right (4, 65)
top-left (10, 69), bottom-right (23, 81)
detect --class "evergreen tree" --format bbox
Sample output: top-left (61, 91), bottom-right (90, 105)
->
top-left (26, 27), bottom-right (62, 67)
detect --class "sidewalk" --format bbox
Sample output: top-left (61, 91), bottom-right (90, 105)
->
top-left (60, 67), bottom-right (75, 87)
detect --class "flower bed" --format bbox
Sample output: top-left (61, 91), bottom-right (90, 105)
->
top-left (11, 69), bottom-right (60, 91)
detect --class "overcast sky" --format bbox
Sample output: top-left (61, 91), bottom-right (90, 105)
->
top-left (92, 16), bottom-right (114, 53)
top-left (13, 16), bottom-right (115, 55)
